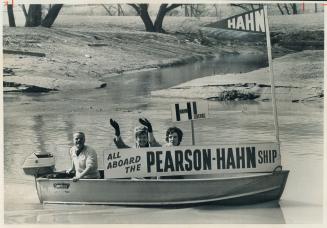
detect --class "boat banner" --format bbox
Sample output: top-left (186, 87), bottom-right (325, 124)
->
top-left (104, 142), bottom-right (281, 179)
top-left (204, 7), bottom-right (266, 33)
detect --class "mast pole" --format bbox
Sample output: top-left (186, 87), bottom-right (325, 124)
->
top-left (264, 5), bottom-right (280, 145)
top-left (191, 119), bottom-right (195, 145)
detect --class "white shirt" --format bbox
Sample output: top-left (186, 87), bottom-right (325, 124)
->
top-left (69, 145), bottom-right (100, 179)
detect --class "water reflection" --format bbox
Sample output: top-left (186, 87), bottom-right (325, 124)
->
top-left (101, 53), bottom-right (267, 104)
top-left (4, 201), bottom-right (285, 224)
top-left (194, 201), bottom-right (286, 224)
top-left (33, 115), bottom-right (47, 154)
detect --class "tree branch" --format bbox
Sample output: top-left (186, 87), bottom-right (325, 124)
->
top-left (21, 5), bottom-right (28, 19)
top-left (283, 3), bottom-right (290, 15)
top-left (277, 4), bottom-right (284, 15)
top-left (128, 4), bottom-right (140, 14)
top-left (101, 4), bottom-right (113, 16)
top-left (231, 4), bottom-right (250, 12)
top-left (41, 4), bottom-right (63, 28)
top-left (139, 4), bottom-right (149, 11)
top-left (165, 4), bottom-right (182, 13)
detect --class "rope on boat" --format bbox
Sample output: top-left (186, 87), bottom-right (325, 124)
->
top-left (273, 165), bottom-right (283, 174)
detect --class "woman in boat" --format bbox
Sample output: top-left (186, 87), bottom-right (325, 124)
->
top-left (139, 118), bottom-right (183, 147)
top-left (110, 118), bottom-right (161, 148)
top-left (66, 132), bottom-right (100, 181)
top-left (164, 127), bottom-right (183, 146)
top-left (138, 120), bottom-right (184, 180)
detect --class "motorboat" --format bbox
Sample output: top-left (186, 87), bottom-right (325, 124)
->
top-left (22, 152), bottom-right (289, 206)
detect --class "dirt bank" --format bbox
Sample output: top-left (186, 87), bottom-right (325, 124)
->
top-left (3, 13), bottom-right (323, 92)
top-left (3, 25), bottom-right (229, 92)
top-left (151, 50), bottom-right (324, 103)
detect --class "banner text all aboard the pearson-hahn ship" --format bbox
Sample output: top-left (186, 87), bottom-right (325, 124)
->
top-left (104, 143), bottom-right (281, 179)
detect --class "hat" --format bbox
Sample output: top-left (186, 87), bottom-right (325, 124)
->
top-left (134, 126), bottom-right (148, 135)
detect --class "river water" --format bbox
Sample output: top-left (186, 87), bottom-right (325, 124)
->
top-left (3, 54), bottom-right (323, 224)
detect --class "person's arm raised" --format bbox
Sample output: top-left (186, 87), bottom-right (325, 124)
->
top-left (110, 118), bottom-right (120, 137)
top-left (110, 118), bottom-right (130, 148)
top-left (139, 118), bottom-right (161, 147)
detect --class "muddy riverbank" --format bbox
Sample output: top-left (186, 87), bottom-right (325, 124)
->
top-left (151, 50), bottom-right (324, 102)
top-left (3, 13), bottom-right (323, 92)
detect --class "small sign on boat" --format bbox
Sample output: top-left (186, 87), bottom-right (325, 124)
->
top-left (171, 101), bottom-right (208, 122)
top-left (53, 183), bottom-right (70, 189)
top-left (104, 142), bottom-right (281, 179)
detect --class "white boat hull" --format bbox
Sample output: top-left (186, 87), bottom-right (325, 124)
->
top-left (36, 171), bottom-right (289, 206)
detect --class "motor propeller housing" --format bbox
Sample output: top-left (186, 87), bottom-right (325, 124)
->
top-left (23, 153), bottom-right (55, 176)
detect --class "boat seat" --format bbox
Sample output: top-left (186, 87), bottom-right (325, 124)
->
top-left (160, 175), bottom-right (184, 179)
top-left (99, 170), bottom-right (104, 179)
top-left (43, 172), bottom-right (74, 179)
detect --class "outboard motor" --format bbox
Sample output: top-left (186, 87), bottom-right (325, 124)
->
top-left (23, 153), bottom-right (55, 177)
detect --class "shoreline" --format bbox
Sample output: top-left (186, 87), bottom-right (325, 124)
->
top-left (3, 14), bottom-right (323, 93)
top-left (151, 50), bottom-right (324, 103)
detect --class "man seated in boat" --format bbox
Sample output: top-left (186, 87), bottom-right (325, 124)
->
top-left (110, 118), bottom-right (161, 148)
top-left (66, 132), bottom-right (100, 181)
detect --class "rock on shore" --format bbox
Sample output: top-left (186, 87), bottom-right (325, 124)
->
top-left (3, 75), bottom-right (106, 93)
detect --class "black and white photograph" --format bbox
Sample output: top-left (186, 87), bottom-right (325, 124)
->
top-left (2, 0), bottom-right (325, 224)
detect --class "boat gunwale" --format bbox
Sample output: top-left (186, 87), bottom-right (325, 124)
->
top-left (36, 170), bottom-right (289, 182)
top-left (41, 185), bottom-right (282, 206)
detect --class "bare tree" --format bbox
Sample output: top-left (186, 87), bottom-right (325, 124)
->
top-left (129, 4), bottom-right (153, 31)
top-left (277, 4), bottom-right (284, 15)
top-left (183, 4), bottom-right (206, 17)
top-left (102, 4), bottom-right (125, 16)
top-left (290, 4), bottom-right (298, 14)
top-left (213, 4), bottom-right (219, 18)
top-left (230, 4), bottom-right (262, 12)
top-left (21, 5), bottom-right (28, 18)
top-left (102, 4), bottom-right (114, 16)
top-left (7, 4), bottom-right (16, 27)
top-left (184, 5), bottom-right (189, 16)
top-left (117, 4), bottom-right (124, 16)
top-left (230, 4), bottom-right (251, 12)
top-left (277, 3), bottom-right (298, 15)
top-left (283, 4), bottom-right (290, 15)
top-left (25, 5), bottom-right (42, 27)
top-left (24, 4), bottom-right (62, 28)
top-left (41, 4), bottom-right (63, 28)
top-left (192, 5), bottom-right (205, 17)
top-left (129, 4), bottom-right (181, 33)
